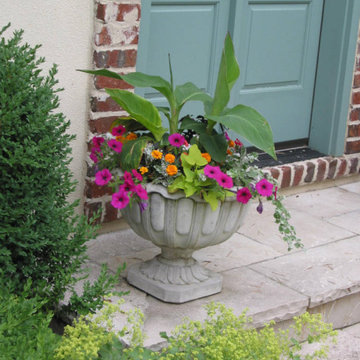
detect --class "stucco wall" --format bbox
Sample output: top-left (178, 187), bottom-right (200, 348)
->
top-left (0, 1), bottom-right (94, 209)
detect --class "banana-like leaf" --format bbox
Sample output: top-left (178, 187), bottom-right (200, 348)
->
top-left (199, 133), bottom-right (228, 162)
top-left (210, 33), bottom-right (240, 116)
top-left (106, 89), bottom-right (166, 141)
top-left (119, 137), bottom-right (150, 171)
top-left (207, 105), bottom-right (276, 159)
top-left (110, 116), bottom-right (147, 132)
top-left (179, 117), bottom-right (207, 134)
top-left (174, 82), bottom-right (213, 109)
top-left (79, 69), bottom-right (173, 104)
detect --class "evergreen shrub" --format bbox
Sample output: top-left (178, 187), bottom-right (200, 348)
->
top-left (0, 23), bottom-right (114, 311)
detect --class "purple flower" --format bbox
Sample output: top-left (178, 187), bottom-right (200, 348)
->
top-left (256, 200), bottom-right (263, 214)
top-left (216, 172), bottom-right (234, 189)
top-left (169, 133), bottom-right (185, 148)
top-left (255, 179), bottom-right (274, 197)
top-left (134, 184), bottom-right (148, 200)
top-left (108, 139), bottom-right (123, 153)
top-left (92, 136), bottom-right (105, 148)
top-left (203, 165), bottom-right (221, 179)
top-left (139, 201), bottom-right (148, 213)
top-left (95, 169), bottom-right (112, 186)
top-left (111, 190), bottom-right (129, 209)
top-left (132, 169), bottom-right (143, 182)
top-left (236, 187), bottom-right (252, 204)
top-left (111, 125), bottom-right (126, 137)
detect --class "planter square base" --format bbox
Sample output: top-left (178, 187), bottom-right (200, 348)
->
top-left (127, 263), bottom-right (223, 303)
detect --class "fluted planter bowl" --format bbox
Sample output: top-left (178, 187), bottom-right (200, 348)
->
top-left (121, 183), bottom-right (249, 303)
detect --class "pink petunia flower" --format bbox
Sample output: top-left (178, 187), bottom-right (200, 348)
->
top-left (255, 179), bottom-right (274, 197)
top-left (90, 150), bottom-right (98, 163)
top-left (123, 171), bottom-right (133, 183)
top-left (235, 139), bottom-right (243, 147)
top-left (111, 125), bottom-right (126, 137)
top-left (203, 165), bottom-right (221, 179)
top-left (134, 184), bottom-right (148, 200)
top-left (95, 169), bottom-right (112, 186)
top-left (132, 169), bottom-right (143, 182)
top-left (224, 131), bottom-right (230, 141)
top-left (169, 133), bottom-right (186, 148)
top-left (108, 139), bottom-right (123, 153)
top-left (111, 190), bottom-right (129, 209)
top-left (92, 136), bottom-right (105, 148)
top-left (119, 180), bottom-right (136, 193)
top-left (216, 172), bottom-right (234, 189)
top-left (236, 187), bottom-right (252, 204)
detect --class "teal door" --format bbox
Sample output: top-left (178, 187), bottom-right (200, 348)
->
top-left (136, 0), bottom-right (324, 144)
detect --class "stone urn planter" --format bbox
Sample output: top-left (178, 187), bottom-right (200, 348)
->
top-left (121, 184), bottom-right (249, 303)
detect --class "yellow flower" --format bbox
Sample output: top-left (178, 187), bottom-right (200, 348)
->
top-left (227, 149), bottom-right (233, 155)
top-left (116, 135), bottom-right (126, 143)
top-left (166, 165), bottom-right (178, 176)
top-left (126, 132), bottom-right (137, 140)
top-left (151, 150), bottom-right (163, 159)
top-left (139, 166), bottom-right (148, 175)
top-left (164, 153), bottom-right (175, 164)
top-left (201, 153), bottom-right (211, 162)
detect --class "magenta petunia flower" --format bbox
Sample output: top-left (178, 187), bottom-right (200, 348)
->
top-left (119, 180), bottom-right (136, 193)
top-left (92, 136), bottom-right (105, 148)
top-left (216, 172), bottom-right (234, 189)
top-left (111, 125), bottom-right (126, 137)
top-left (111, 190), bottom-right (129, 209)
top-left (123, 171), bottom-right (133, 183)
top-left (134, 184), bottom-right (148, 200)
top-left (95, 169), bottom-right (112, 186)
top-left (108, 139), bottom-right (123, 153)
top-left (203, 165), bottom-right (221, 179)
top-left (224, 131), bottom-right (230, 141)
top-left (168, 133), bottom-right (185, 148)
top-left (255, 179), bottom-right (274, 197)
top-left (90, 151), bottom-right (98, 163)
top-left (132, 169), bottom-right (143, 182)
top-left (236, 187), bottom-right (252, 204)
top-left (235, 138), bottom-right (243, 147)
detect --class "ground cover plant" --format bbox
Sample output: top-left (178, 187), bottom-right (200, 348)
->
top-left (0, 23), bottom-right (121, 317)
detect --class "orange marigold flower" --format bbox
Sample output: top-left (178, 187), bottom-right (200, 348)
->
top-left (139, 166), bottom-right (148, 175)
top-left (166, 165), bottom-right (178, 176)
top-left (227, 149), bottom-right (233, 155)
top-left (126, 132), bottom-right (138, 140)
top-left (151, 150), bottom-right (163, 159)
top-left (228, 140), bottom-right (235, 148)
top-left (201, 153), bottom-right (211, 162)
top-left (164, 153), bottom-right (175, 164)
top-left (116, 135), bottom-right (126, 143)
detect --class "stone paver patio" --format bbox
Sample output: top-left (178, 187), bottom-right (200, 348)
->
top-left (85, 177), bottom-right (360, 351)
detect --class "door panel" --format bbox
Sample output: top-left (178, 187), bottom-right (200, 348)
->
top-left (136, 0), bottom-right (230, 118)
top-left (231, 0), bottom-right (324, 143)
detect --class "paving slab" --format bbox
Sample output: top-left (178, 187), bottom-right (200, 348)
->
top-left (250, 236), bottom-right (360, 308)
top-left (327, 210), bottom-right (360, 235)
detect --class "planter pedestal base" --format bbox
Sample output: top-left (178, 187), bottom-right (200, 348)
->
top-left (127, 255), bottom-right (222, 303)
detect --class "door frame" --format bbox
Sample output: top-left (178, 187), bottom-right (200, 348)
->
top-left (309, 0), bottom-right (360, 156)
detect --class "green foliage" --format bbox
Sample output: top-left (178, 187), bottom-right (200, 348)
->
top-left (0, 280), bottom-right (60, 360)
top-left (0, 24), bottom-right (118, 313)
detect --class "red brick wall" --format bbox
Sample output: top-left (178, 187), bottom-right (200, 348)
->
top-left (84, 4), bottom-right (360, 223)
top-left (345, 26), bottom-right (360, 154)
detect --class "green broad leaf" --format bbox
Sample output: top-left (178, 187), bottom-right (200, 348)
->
top-left (179, 116), bottom-right (207, 134)
top-left (184, 183), bottom-right (197, 197)
top-left (121, 72), bottom-right (173, 103)
top-left (167, 176), bottom-right (186, 193)
top-left (181, 144), bottom-right (208, 167)
top-left (110, 116), bottom-right (147, 133)
top-left (203, 191), bottom-right (220, 211)
top-left (199, 133), bottom-right (228, 162)
top-left (106, 89), bottom-right (166, 141)
top-left (225, 190), bottom-right (235, 198)
top-left (174, 82), bottom-right (213, 109)
top-left (156, 106), bottom-right (171, 121)
top-left (210, 33), bottom-right (240, 116)
top-left (78, 68), bottom-right (124, 81)
top-left (184, 167), bottom-right (195, 182)
top-left (207, 104), bottom-right (276, 159)
top-left (160, 133), bottom-right (169, 146)
top-left (119, 137), bottom-right (150, 171)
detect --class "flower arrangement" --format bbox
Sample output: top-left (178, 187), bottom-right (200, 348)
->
top-left (82, 34), bottom-right (301, 250)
